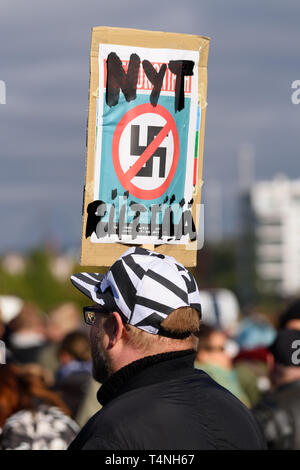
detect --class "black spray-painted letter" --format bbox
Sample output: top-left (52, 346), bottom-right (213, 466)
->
top-left (168, 60), bottom-right (194, 112)
top-left (142, 60), bottom-right (167, 106)
top-left (106, 52), bottom-right (140, 107)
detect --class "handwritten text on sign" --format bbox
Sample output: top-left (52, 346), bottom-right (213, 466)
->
top-left (106, 53), bottom-right (194, 111)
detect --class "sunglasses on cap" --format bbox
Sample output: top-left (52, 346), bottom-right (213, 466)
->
top-left (83, 306), bottom-right (110, 326)
top-left (83, 306), bottom-right (129, 327)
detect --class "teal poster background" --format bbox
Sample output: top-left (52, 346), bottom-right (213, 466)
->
top-left (97, 93), bottom-right (191, 224)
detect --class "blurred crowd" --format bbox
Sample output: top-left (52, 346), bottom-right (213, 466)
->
top-left (0, 299), bottom-right (99, 449)
top-left (1, 290), bottom-right (300, 449)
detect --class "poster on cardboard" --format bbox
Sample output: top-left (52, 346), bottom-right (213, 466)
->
top-left (81, 27), bottom-right (209, 266)
top-left (90, 43), bottom-right (199, 245)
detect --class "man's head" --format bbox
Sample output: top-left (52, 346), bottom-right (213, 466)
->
top-left (87, 305), bottom-right (200, 382)
top-left (70, 248), bottom-right (202, 382)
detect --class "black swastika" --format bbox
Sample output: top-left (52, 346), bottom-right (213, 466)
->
top-left (130, 125), bottom-right (166, 178)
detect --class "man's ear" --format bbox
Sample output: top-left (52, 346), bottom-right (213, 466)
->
top-left (106, 311), bottom-right (124, 348)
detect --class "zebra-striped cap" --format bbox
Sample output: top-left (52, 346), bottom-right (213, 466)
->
top-left (70, 247), bottom-right (202, 335)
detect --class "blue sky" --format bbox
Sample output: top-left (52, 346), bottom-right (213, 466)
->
top-left (0, 0), bottom-right (299, 251)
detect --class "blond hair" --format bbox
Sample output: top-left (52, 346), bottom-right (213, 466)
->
top-left (123, 307), bottom-right (200, 353)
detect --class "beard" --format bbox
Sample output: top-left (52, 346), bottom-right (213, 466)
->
top-left (90, 323), bottom-right (112, 383)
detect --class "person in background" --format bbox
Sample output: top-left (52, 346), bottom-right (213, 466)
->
top-left (253, 329), bottom-right (300, 449)
top-left (75, 376), bottom-right (102, 428)
top-left (7, 302), bottom-right (47, 364)
top-left (37, 302), bottom-right (81, 376)
top-left (0, 310), bottom-right (5, 341)
top-left (278, 299), bottom-right (300, 330)
top-left (0, 296), bottom-right (24, 333)
top-left (0, 310), bottom-right (6, 364)
top-left (0, 364), bottom-right (79, 450)
top-left (195, 324), bottom-right (250, 407)
top-left (53, 331), bottom-right (93, 419)
top-left (233, 314), bottom-right (276, 407)
top-left (197, 288), bottom-right (241, 357)
top-left (0, 296), bottom-right (24, 363)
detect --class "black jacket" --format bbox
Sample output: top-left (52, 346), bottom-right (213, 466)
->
top-left (68, 350), bottom-right (265, 450)
top-left (253, 379), bottom-right (300, 449)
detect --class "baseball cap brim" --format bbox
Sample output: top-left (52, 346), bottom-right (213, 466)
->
top-left (71, 272), bottom-right (126, 315)
top-left (70, 272), bottom-right (105, 303)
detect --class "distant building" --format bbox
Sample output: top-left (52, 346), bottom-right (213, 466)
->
top-left (250, 175), bottom-right (300, 296)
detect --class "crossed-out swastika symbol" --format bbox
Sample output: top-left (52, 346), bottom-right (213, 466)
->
top-left (130, 125), bottom-right (166, 178)
top-left (112, 103), bottom-right (179, 200)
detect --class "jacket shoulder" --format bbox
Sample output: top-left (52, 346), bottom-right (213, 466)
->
top-left (70, 371), bottom-right (265, 450)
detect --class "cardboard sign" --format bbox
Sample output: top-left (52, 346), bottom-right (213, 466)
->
top-left (81, 27), bottom-right (210, 266)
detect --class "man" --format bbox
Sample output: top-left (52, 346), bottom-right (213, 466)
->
top-left (53, 331), bottom-right (93, 418)
top-left (8, 302), bottom-right (47, 364)
top-left (37, 302), bottom-right (81, 375)
top-left (68, 247), bottom-right (265, 450)
top-left (253, 329), bottom-right (300, 449)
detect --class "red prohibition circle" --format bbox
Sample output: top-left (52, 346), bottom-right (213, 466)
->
top-left (112, 103), bottom-right (179, 200)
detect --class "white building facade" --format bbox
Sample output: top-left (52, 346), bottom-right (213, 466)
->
top-left (251, 175), bottom-right (300, 296)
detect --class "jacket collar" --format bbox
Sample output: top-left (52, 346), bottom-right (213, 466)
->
top-left (97, 349), bottom-right (195, 406)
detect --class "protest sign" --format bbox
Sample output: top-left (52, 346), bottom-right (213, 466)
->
top-left (81, 27), bottom-right (210, 266)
